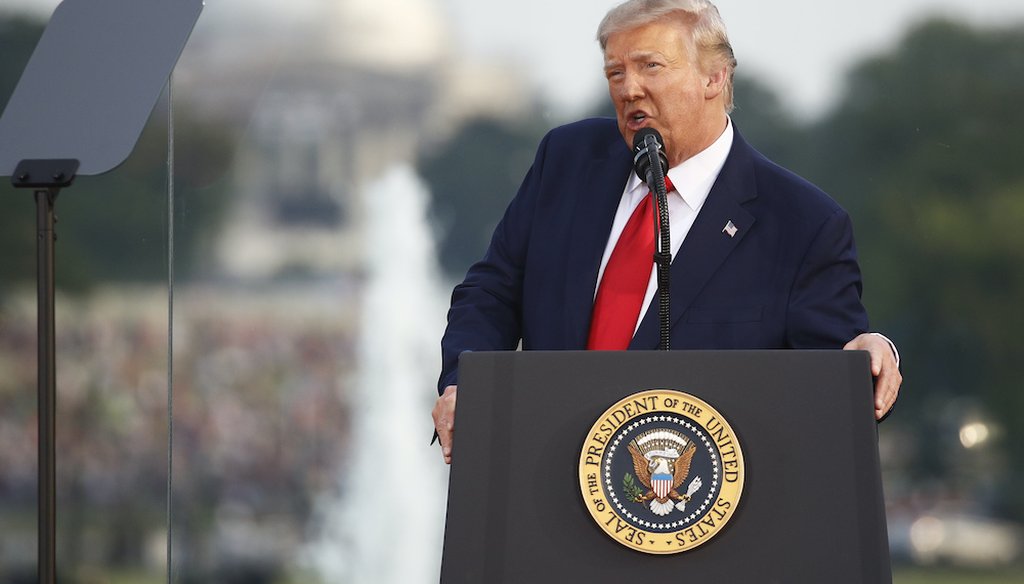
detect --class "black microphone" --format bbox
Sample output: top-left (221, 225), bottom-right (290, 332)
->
top-left (632, 128), bottom-right (668, 189)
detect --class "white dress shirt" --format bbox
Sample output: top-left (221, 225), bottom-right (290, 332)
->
top-left (595, 120), bottom-right (735, 333)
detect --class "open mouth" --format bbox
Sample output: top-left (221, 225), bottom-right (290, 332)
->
top-left (625, 111), bottom-right (649, 130)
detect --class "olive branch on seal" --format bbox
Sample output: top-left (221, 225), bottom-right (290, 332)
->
top-left (622, 473), bottom-right (645, 503)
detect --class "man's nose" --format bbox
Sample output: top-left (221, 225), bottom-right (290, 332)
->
top-left (618, 71), bottom-right (645, 101)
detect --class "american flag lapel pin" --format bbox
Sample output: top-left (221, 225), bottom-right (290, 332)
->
top-left (723, 220), bottom-right (738, 237)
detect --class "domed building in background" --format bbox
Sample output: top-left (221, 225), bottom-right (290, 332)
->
top-left (325, 0), bottom-right (450, 71)
top-left (172, 0), bottom-right (529, 281)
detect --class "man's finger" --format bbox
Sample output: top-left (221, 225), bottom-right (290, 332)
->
top-left (873, 369), bottom-right (901, 419)
top-left (432, 385), bottom-right (458, 464)
top-left (438, 427), bottom-right (453, 464)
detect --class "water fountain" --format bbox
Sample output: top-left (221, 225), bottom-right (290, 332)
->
top-left (308, 164), bottom-right (450, 583)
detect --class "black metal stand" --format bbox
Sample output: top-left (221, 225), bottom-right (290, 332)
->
top-left (14, 158), bottom-right (78, 584)
top-left (37, 189), bottom-right (57, 584)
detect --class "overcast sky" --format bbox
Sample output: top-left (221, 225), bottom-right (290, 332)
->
top-left (7, 0), bottom-right (1024, 119)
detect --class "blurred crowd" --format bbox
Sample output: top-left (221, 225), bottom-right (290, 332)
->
top-left (0, 286), bottom-right (359, 583)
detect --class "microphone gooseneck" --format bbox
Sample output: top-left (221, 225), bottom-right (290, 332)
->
top-left (631, 129), bottom-right (672, 351)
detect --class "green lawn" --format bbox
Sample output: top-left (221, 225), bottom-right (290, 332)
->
top-left (895, 567), bottom-right (1024, 583)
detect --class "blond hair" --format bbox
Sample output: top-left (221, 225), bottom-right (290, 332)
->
top-left (597, 0), bottom-right (737, 111)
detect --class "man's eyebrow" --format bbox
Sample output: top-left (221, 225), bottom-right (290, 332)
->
top-left (604, 51), bottom-right (666, 68)
top-left (628, 51), bottom-right (664, 61)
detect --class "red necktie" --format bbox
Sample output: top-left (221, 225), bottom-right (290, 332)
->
top-left (587, 178), bottom-right (672, 350)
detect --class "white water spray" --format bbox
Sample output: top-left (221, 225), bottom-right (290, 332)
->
top-left (309, 165), bottom-right (449, 583)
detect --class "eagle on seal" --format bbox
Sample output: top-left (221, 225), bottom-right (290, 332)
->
top-left (627, 429), bottom-right (703, 516)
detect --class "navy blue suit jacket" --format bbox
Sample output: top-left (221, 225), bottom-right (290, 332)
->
top-left (439, 118), bottom-right (868, 391)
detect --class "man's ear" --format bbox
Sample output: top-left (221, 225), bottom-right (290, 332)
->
top-left (704, 66), bottom-right (728, 100)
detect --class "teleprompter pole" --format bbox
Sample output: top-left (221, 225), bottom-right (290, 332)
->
top-left (36, 187), bottom-right (58, 584)
top-left (13, 159), bottom-right (77, 584)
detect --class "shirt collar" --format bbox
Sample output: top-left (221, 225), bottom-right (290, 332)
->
top-left (624, 117), bottom-right (734, 211)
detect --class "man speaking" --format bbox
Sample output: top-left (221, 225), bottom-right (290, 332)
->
top-left (432, 0), bottom-right (901, 463)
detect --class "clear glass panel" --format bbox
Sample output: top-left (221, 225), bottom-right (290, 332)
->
top-left (0, 13), bottom-right (173, 582)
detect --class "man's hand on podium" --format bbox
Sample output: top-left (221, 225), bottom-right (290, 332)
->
top-left (432, 384), bottom-right (458, 464)
top-left (432, 335), bottom-right (901, 464)
top-left (843, 333), bottom-right (902, 421)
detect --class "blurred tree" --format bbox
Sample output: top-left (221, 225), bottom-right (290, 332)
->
top-left (804, 18), bottom-right (1024, 514)
top-left (51, 110), bottom-right (236, 288)
top-left (730, 74), bottom-right (806, 167)
top-left (418, 116), bottom-right (547, 279)
top-left (0, 15), bottom-right (45, 297)
top-left (0, 13), bottom-right (235, 296)
top-left (0, 15), bottom-right (41, 111)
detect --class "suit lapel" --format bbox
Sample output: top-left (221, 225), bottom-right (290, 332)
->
top-left (563, 147), bottom-right (634, 349)
top-left (630, 135), bottom-right (759, 350)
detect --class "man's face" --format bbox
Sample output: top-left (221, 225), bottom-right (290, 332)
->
top-left (604, 19), bottom-right (724, 168)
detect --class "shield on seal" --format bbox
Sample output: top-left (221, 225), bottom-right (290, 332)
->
top-left (651, 473), bottom-right (672, 499)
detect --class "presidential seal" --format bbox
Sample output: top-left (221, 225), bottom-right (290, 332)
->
top-left (578, 389), bottom-right (744, 554)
